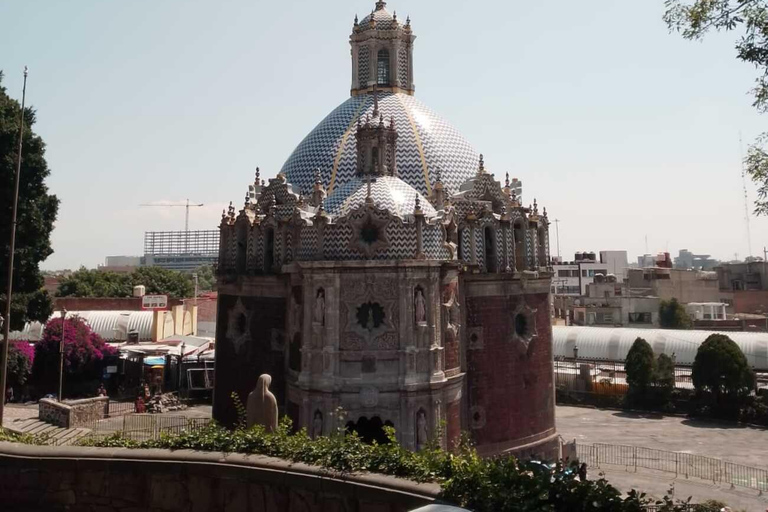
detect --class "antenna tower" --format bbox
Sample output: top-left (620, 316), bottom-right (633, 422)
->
top-left (739, 132), bottom-right (753, 258)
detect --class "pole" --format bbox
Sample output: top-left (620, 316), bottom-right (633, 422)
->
top-left (553, 219), bottom-right (561, 261)
top-left (58, 308), bottom-right (67, 401)
top-left (0, 67), bottom-right (28, 426)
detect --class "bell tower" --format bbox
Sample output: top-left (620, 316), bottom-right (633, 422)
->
top-left (350, 1), bottom-right (416, 96)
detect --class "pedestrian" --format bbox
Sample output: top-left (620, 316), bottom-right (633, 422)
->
top-left (5, 386), bottom-right (13, 404)
top-left (97, 383), bottom-right (107, 397)
top-left (578, 462), bottom-right (588, 481)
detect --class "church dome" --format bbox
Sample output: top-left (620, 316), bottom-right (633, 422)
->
top-left (358, 1), bottom-right (398, 30)
top-left (325, 175), bottom-right (437, 219)
top-left (281, 91), bottom-right (479, 199)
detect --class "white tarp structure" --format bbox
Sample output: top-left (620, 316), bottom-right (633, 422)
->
top-left (553, 326), bottom-right (768, 370)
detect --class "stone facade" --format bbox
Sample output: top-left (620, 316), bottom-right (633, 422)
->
top-left (0, 442), bottom-right (437, 512)
top-left (214, 0), bottom-right (557, 458)
top-left (39, 397), bottom-right (109, 429)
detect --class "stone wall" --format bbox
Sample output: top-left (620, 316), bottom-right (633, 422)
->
top-left (0, 442), bottom-right (438, 512)
top-left (39, 397), bottom-right (108, 428)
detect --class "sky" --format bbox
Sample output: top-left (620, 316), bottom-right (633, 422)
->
top-left (1, 0), bottom-right (767, 270)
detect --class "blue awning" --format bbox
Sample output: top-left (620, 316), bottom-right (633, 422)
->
top-left (143, 356), bottom-right (166, 366)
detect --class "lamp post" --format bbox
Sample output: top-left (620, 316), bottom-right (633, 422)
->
top-left (573, 343), bottom-right (579, 360)
top-left (0, 68), bottom-right (30, 426)
top-left (58, 308), bottom-right (67, 401)
top-left (178, 342), bottom-right (186, 393)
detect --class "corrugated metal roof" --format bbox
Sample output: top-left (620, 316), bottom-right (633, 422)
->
top-left (553, 326), bottom-right (768, 370)
top-left (60, 311), bottom-right (154, 341)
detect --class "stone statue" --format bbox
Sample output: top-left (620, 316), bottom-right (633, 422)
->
top-left (416, 409), bottom-right (428, 450)
top-left (246, 374), bottom-right (278, 432)
top-left (312, 410), bottom-right (323, 439)
top-left (313, 289), bottom-right (325, 325)
top-left (414, 288), bottom-right (426, 324)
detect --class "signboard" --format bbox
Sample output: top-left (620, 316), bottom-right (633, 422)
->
top-left (141, 294), bottom-right (168, 310)
top-left (106, 365), bottom-right (118, 374)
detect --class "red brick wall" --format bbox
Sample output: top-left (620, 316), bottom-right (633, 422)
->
top-left (465, 291), bottom-right (555, 453)
top-left (733, 290), bottom-right (768, 315)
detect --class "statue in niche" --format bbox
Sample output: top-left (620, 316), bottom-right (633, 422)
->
top-left (313, 288), bottom-right (325, 326)
top-left (414, 288), bottom-right (427, 325)
top-left (416, 409), bottom-right (428, 450)
top-left (312, 410), bottom-right (323, 439)
top-left (246, 374), bottom-right (278, 432)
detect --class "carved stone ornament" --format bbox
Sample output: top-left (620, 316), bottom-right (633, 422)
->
top-left (348, 206), bottom-right (390, 258)
top-left (360, 386), bottom-right (379, 407)
top-left (510, 302), bottom-right (538, 355)
top-left (226, 297), bottom-right (250, 355)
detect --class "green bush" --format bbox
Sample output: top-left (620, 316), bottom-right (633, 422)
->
top-left (692, 334), bottom-right (754, 407)
top-left (76, 416), bottom-right (706, 512)
top-left (625, 338), bottom-right (655, 406)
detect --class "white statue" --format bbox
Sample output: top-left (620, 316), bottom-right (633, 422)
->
top-left (312, 410), bottom-right (323, 439)
top-left (415, 289), bottom-right (426, 324)
top-left (313, 289), bottom-right (325, 325)
top-left (246, 374), bottom-right (278, 432)
top-left (416, 409), bottom-right (428, 450)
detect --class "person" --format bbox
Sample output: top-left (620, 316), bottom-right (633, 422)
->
top-left (97, 384), bottom-right (107, 397)
top-left (578, 462), bottom-right (588, 481)
top-left (5, 387), bottom-right (13, 404)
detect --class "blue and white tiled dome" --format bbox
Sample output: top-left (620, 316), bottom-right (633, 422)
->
top-left (280, 92), bottom-right (479, 199)
top-left (325, 175), bottom-right (437, 219)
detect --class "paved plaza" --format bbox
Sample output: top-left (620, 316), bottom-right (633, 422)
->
top-left (557, 406), bottom-right (768, 510)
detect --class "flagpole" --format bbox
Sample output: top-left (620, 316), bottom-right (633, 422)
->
top-left (0, 66), bottom-right (29, 427)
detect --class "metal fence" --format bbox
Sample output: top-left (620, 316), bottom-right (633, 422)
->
top-left (555, 358), bottom-right (694, 398)
top-left (82, 415), bottom-right (212, 443)
top-left (577, 443), bottom-right (768, 493)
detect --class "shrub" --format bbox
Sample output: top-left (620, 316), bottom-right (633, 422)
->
top-left (6, 340), bottom-right (35, 391)
top-left (692, 334), bottom-right (754, 405)
top-left (31, 316), bottom-right (118, 397)
top-left (626, 337), bottom-right (655, 404)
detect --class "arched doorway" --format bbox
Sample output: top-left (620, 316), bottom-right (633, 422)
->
top-left (345, 416), bottom-right (394, 444)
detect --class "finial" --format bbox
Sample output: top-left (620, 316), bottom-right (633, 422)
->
top-left (255, 167), bottom-right (260, 181)
top-left (543, 206), bottom-right (548, 218)
top-left (244, 192), bottom-right (250, 208)
top-left (315, 168), bottom-right (322, 185)
top-left (261, 179), bottom-right (265, 187)
top-left (370, 9), bottom-right (376, 28)
top-left (435, 167), bottom-right (442, 184)
top-left (533, 198), bottom-right (538, 214)
top-left (221, 209), bottom-right (226, 221)
top-left (406, 15), bottom-right (410, 26)
top-left (228, 201), bottom-right (235, 218)
top-left (393, 11), bottom-right (397, 22)
top-left (478, 154), bottom-right (485, 175)
top-left (354, 14), bottom-right (358, 25)
top-left (511, 187), bottom-right (517, 202)
top-left (390, 115), bottom-right (395, 131)
top-left (415, 194), bottom-right (421, 210)
top-left (505, 172), bottom-right (510, 188)
top-left (375, 0), bottom-right (386, 11)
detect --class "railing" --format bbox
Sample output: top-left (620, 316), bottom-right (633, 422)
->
top-left (80, 415), bottom-right (212, 443)
top-left (577, 443), bottom-right (768, 493)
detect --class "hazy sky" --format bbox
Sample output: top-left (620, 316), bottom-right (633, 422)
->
top-left (2, 0), bottom-right (767, 270)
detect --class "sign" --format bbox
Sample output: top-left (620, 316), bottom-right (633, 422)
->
top-left (106, 365), bottom-right (118, 374)
top-left (141, 294), bottom-right (168, 310)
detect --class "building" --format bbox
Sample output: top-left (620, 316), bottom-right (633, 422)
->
top-left (552, 325), bottom-right (768, 369)
top-left (626, 267), bottom-right (731, 304)
top-left (552, 251), bottom-right (628, 296)
top-left (674, 249), bottom-right (718, 270)
top-left (142, 230), bottom-right (219, 272)
top-left (554, 275), bottom-right (659, 328)
top-left (213, 1), bottom-right (558, 459)
top-left (716, 261), bottom-right (768, 316)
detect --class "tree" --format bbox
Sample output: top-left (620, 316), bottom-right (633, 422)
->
top-left (655, 353), bottom-right (676, 403)
top-left (191, 264), bottom-right (215, 292)
top-left (0, 71), bottom-right (59, 329)
top-left (659, 298), bottom-right (692, 329)
top-left (664, 1), bottom-right (768, 215)
top-left (31, 316), bottom-right (118, 397)
top-left (56, 266), bottom-right (193, 298)
top-left (625, 337), bottom-right (656, 400)
top-left (692, 333), bottom-right (754, 403)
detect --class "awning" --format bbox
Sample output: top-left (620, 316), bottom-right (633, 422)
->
top-left (143, 356), bottom-right (166, 366)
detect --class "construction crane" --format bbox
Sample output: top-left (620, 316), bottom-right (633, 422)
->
top-left (139, 199), bottom-right (204, 233)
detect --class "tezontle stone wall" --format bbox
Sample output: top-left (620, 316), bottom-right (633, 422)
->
top-left (39, 397), bottom-right (109, 428)
top-left (0, 442), bottom-right (439, 512)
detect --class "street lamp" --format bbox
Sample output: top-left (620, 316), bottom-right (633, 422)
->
top-left (573, 343), bottom-right (579, 360)
top-left (58, 308), bottom-right (67, 401)
top-left (178, 342), bottom-right (186, 393)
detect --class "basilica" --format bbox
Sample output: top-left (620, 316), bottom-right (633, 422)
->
top-left (214, 0), bottom-right (558, 458)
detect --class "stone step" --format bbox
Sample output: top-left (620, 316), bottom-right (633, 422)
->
top-left (58, 428), bottom-right (91, 446)
top-left (20, 421), bottom-right (48, 434)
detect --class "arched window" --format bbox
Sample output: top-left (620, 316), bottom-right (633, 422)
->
top-left (377, 49), bottom-right (390, 86)
top-left (484, 226), bottom-right (497, 273)
top-left (264, 228), bottom-right (275, 273)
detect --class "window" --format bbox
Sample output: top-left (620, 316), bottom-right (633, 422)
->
top-left (629, 312), bottom-right (652, 324)
top-left (377, 49), bottom-right (390, 85)
top-left (484, 226), bottom-right (497, 273)
top-left (582, 270), bottom-right (587, 277)
top-left (558, 270), bottom-right (570, 278)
